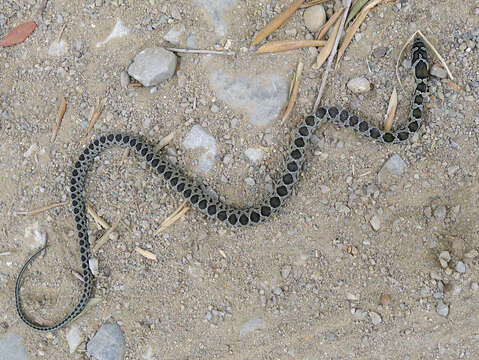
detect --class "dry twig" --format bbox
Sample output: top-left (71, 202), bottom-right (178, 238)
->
top-left (92, 218), bottom-right (120, 253)
top-left (317, 8), bottom-right (344, 40)
top-left (251, 0), bottom-right (305, 46)
top-left (256, 40), bottom-right (326, 54)
top-left (313, 15), bottom-right (341, 70)
top-left (166, 47), bottom-right (235, 56)
top-left (83, 98), bottom-right (107, 142)
top-left (16, 200), bottom-right (68, 216)
top-left (51, 96), bottom-right (66, 142)
top-left (135, 247), bottom-right (157, 261)
top-left (87, 204), bottom-right (110, 230)
top-left (154, 201), bottom-right (189, 235)
top-left (281, 62), bottom-right (304, 124)
top-left (313, 0), bottom-right (352, 113)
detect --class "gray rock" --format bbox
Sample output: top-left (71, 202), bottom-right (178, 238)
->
top-left (0, 333), bottom-right (28, 360)
top-left (378, 154), bottom-right (407, 187)
top-left (372, 47), bottom-right (387, 58)
top-left (433, 205), bottom-right (446, 221)
top-left (192, 0), bottom-right (236, 36)
top-left (87, 323), bottom-right (125, 360)
top-left (436, 301), bottom-right (449, 317)
top-left (240, 318), bottom-right (264, 335)
top-left (303, 5), bottom-right (326, 32)
top-left (347, 77), bottom-right (371, 94)
top-left (163, 24), bottom-right (186, 46)
top-left (455, 261), bottom-right (466, 273)
top-left (128, 48), bottom-right (177, 87)
top-left (369, 311), bottom-right (382, 325)
top-left (430, 64), bottom-right (447, 79)
top-left (210, 70), bottom-right (288, 127)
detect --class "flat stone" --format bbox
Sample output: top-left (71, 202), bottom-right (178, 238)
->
top-left (430, 64), bottom-right (447, 79)
top-left (436, 301), bottom-right (449, 317)
top-left (372, 46), bottom-right (387, 58)
top-left (192, 0), bottom-right (236, 36)
top-left (239, 318), bottom-right (264, 335)
top-left (183, 125), bottom-right (217, 173)
top-left (210, 70), bottom-right (288, 127)
top-left (0, 333), bottom-right (28, 360)
top-left (128, 48), bottom-right (177, 87)
top-left (303, 5), bottom-right (326, 32)
top-left (347, 77), bottom-right (371, 94)
top-left (87, 322), bottom-right (125, 360)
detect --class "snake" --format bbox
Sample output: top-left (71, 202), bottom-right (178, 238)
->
top-left (15, 38), bottom-right (428, 331)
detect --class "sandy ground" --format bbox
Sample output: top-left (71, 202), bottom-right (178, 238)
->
top-left (1, 0), bottom-right (479, 359)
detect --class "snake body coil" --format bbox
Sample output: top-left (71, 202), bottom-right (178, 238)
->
top-left (16, 38), bottom-right (428, 331)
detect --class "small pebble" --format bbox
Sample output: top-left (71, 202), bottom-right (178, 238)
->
top-left (369, 311), bottom-right (382, 325)
top-left (436, 301), bottom-right (449, 317)
top-left (370, 215), bottom-right (381, 231)
top-left (433, 205), bottom-right (446, 221)
top-left (380, 294), bottom-right (391, 307)
top-left (372, 47), bottom-right (387, 58)
top-left (430, 64), bottom-right (447, 79)
top-left (210, 104), bottom-right (219, 113)
top-left (347, 77), bottom-right (371, 94)
top-left (120, 71), bottom-right (130, 89)
top-left (281, 265), bottom-right (291, 279)
top-left (128, 48), bottom-right (177, 87)
top-left (455, 261), bottom-right (466, 273)
top-left (303, 5), bottom-right (326, 32)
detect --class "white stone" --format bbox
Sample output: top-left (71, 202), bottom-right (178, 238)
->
top-left (48, 40), bottom-right (68, 56)
top-left (244, 148), bottom-right (264, 164)
top-left (66, 326), bottom-right (82, 354)
top-left (303, 5), bottom-right (326, 32)
top-left (436, 301), bottom-right (449, 317)
top-left (163, 24), bottom-right (186, 46)
top-left (347, 77), bottom-right (371, 94)
top-left (96, 19), bottom-right (130, 47)
top-left (128, 48), bottom-right (177, 86)
top-left (455, 261), bottom-right (466, 273)
top-left (370, 215), bottom-right (381, 231)
top-left (183, 125), bottom-right (217, 173)
top-left (369, 311), bottom-right (382, 325)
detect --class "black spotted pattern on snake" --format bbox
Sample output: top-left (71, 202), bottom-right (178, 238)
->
top-left (16, 38), bottom-right (428, 331)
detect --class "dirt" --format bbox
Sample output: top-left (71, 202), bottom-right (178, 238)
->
top-left (1, 0), bottom-right (478, 359)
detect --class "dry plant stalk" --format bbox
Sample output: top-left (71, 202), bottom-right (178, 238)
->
top-left (156, 131), bottom-right (176, 151)
top-left (51, 96), bottom-right (67, 142)
top-left (300, 0), bottom-right (329, 8)
top-left (317, 8), bottom-right (344, 40)
top-left (251, 0), bottom-right (305, 46)
top-left (336, 0), bottom-right (385, 67)
top-left (154, 201), bottom-right (190, 235)
top-left (256, 40), bottom-right (326, 54)
top-left (166, 47), bottom-right (235, 56)
top-left (16, 200), bottom-right (68, 216)
top-left (87, 203), bottom-right (110, 230)
top-left (313, 16), bottom-right (341, 69)
top-left (92, 218), bottom-right (120, 253)
top-left (346, 0), bottom-right (370, 25)
top-left (83, 98), bottom-right (107, 141)
top-left (135, 247), bottom-right (157, 261)
top-left (383, 87), bottom-right (397, 131)
top-left (281, 62), bottom-right (304, 124)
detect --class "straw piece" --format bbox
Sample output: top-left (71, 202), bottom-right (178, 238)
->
top-left (281, 62), bottom-right (304, 124)
top-left (317, 7), bottom-right (344, 40)
top-left (16, 200), bottom-right (68, 216)
top-left (154, 201), bottom-right (189, 235)
top-left (251, 0), bottom-right (305, 46)
top-left (313, 15), bottom-right (341, 70)
top-left (256, 40), bottom-right (326, 54)
top-left (135, 247), bottom-right (157, 261)
top-left (383, 87), bottom-right (397, 131)
top-left (83, 98), bottom-right (107, 141)
top-left (87, 203), bottom-right (110, 230)
top-left (336, 0), bottom-right (384, 67)
top-left (166, 47), bottom-right (235, 56)
top-left (51, 97), bottom-right (67, 142)
top-left (92, 218), bottom-right (120, 253)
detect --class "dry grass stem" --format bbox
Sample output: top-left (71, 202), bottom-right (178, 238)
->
top-left (383, 87), bottom-right (398, 131)
top-left (56, 24), bottom-right (66, 42)
top-left (317, 8), bottom-right (344, 40)
top-left (83, 98), bottom-right (107, 141)
top-left (135, 247), bottom-right (157, 261)
top-left (16, 200), bottom-right (68, 216)
top-left (346, 0), bottom-right (370, 25)
top-left (0, 251), bottom-right (12, 256)
top-left (313, 0), bottom-right (352, 112)
top-left (51, 96), bottom-right (67, 142)
top-left (300, 0), bottom-right (329, 8)
top-left (251, 0), bottom-right (305, 46)
top-left (87, 204), bottom-right (110, 230)
top-left (156, 131), bottom-right (176, 151)
top-left (256, 40), bottom-right (326, 54)
top-left (154, 201), bottom-right (190, 235)
top-left (166, 47), bottom-right (235, 56)
top-left (281, 62), bottom-right (304, 124)
top-left (92, 218), bottom-right (120, 253)
top-left (313, 15), bottom-right (341, 70)
top-left (336, 0), bottom-right (384, 67)
top-left (72, 270), bottom-right (84, 282)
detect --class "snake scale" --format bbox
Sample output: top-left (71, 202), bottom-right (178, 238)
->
top-left (15, 38), bottom-right (428, 331)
